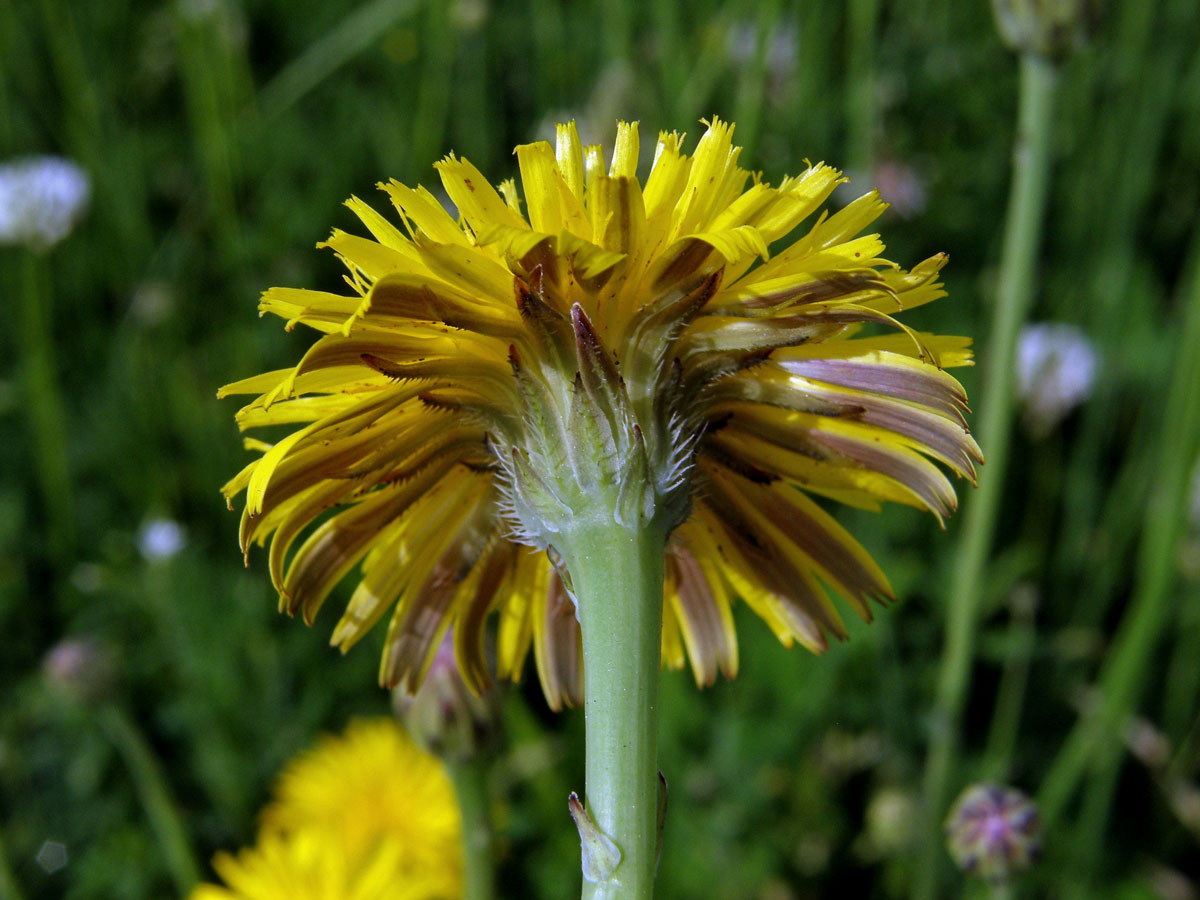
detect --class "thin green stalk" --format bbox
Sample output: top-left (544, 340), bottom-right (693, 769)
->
top-left (529, 0), bottom-right (568, 112)
top-left (1063, 759), bottom-right (1120, 900)
top-left (0, 0), bottom-right (13, 149)
top-left (601, 0), bottom-right (633, 65)
top-left (1055, 0), bottom-right (1194, 606)
top-left (36, 0), bottom-right (103, 152)
top-left (1162, 599), bottom-right (1200, 742)
top-left (0, 826), bottom-right (26, 900)
top-left (560, 519), bottom-right (666, 900)
top-left (650, 0), bottom-right (685, 121)
top-left (1167, 711), bottom-right (1200, 787)
top-left (730, 0), bottom-right (783, 157)
top-left (1036, 222), bottom-right (1200, 828)
top-left (18, 251), bottom-right (74, 567)
top-left (454, 30), bottom-right (494, 172)
top-left (982, 587), bottom-right (1038, 779)
top-left (257, 0), bottom-right (422, 120)
top-left (674, 3), bottom-right (740, 121)
top-left (450, 760), bottom-right (496, 900)
top-left (911, 52), bottom-right (1059, 900)
top-left (36, 0), bottom-right (151, 272)
top-left (405, 0), bottom-right (455, 177)
top-left (790, 2), bottom-right (840, 152)
top-left (845, 0), bottom-right (880, 173)
top-left (175, 10), bottom-right (241, 260)
top-left (96, 705), bottom-right (201, 896)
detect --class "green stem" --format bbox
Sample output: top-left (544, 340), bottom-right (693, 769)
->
top-left (560, 519), bottom-right (666, 900)
top-left (982, 587), bottom-right (1038, 779)
top-left (256, 0), bottom-right (422, 120)
top-left (1063, 758), bottom-right (1119, 898)
top-left (18, 250), bottom-right (75, 567)
top-left (845, 0), bottom-right (880, 173)
top-left (450, 760), bottom-right (496, 900)
top-left (36, 0), bottom-right (151, 274)
top-left (730, 0), bottom-right (784, 157)
top-left (650, 0), bottom-right (684, 122)
top-left (1163, 599), bottom-right (1200, 742)
top-left (174, 10), bottom-right (241, 261)
top-left (0, 0), bottom-right (13, 149)
top-left (601, 0), bottom-right (633, 65)
top-left (405, 0), bottom-right (455, 177)
top-left (1036, 219), bottom-right (1200, 828)
top-left (0, 826), bottom-right (26, 900)
top-left (96, 705), bottom-right (201, 895)
top-left (911, 52), bottom-right (1059, 900)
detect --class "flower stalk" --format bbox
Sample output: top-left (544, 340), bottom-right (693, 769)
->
top-left (559, 518), bottom-right (667, 900)
top-left (0, 827), bottom-right (26, 900)
top-left (96, 704), bottom-right (201, 895)
top-left (18, 251), bottom-right (75, 567)
top-left (1037, 214), bottom-right (1200, 828)
top-left (449, 760), bottom-right (496, 900)
top-left (913, 50), bottom-right (1059, 900)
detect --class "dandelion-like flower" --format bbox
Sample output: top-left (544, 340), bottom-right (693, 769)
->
top-left (192, 719), bottom-right (461, 900)
top-left (259, 719), bottom-right (461, 875)
top-left (191, 831), bottom-right (457, 900)
top-left (0, 155), bottom-right (90, 250)
top-left (222, 118), bottom-right (980, 709)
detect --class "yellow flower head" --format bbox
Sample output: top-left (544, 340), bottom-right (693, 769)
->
top-left (190, 831), bottom-right (458, 900)
top-left (259, 719), bottom-right (461, 864)
top-left (222, 118), bottom-right (980, 710)
top-left (192, 719), bottom-right (461, 900)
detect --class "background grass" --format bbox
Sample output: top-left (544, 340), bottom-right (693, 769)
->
top-left (2, 0), bottom-right (1199, 898)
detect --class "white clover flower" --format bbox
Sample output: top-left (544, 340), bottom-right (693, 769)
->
top-left (1016, 322), bottom-right (1098, 435)
top-left (137, 518), bottom-right (186, 562)
top-left (0, 156), bottom-right (90, 251)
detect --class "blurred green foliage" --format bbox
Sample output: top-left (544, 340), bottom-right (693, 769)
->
top-left (2, 0), bottom-right (1199, 898)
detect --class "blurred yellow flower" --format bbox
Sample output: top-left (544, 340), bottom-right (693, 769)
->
top-left (261, 719), bottom-right (461, 868)
top-left (222, 118), bottom-right (979, 709)
top-left (192, 719), bottom-right (461, 900)
top-left (191, 830), bottom-right (458, 900)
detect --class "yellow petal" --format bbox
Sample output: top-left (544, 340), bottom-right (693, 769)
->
top-left (319, 229), bottom-right (421, 282)
top-left (588, 174), bottom-right (647, 257)
top-left (435, 153), bottom-right (529, 234)
top-left (555, 121), bottom-right (586, 200)
top-left (515, 140), bottom-right (590, 238)
top-left (609, 120), bottom-right (640, 178)
top-left (380, 180), bottom-right (469, 246)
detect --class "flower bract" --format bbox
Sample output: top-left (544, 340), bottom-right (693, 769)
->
top-left (222, 118), bottom-right (980, 709)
